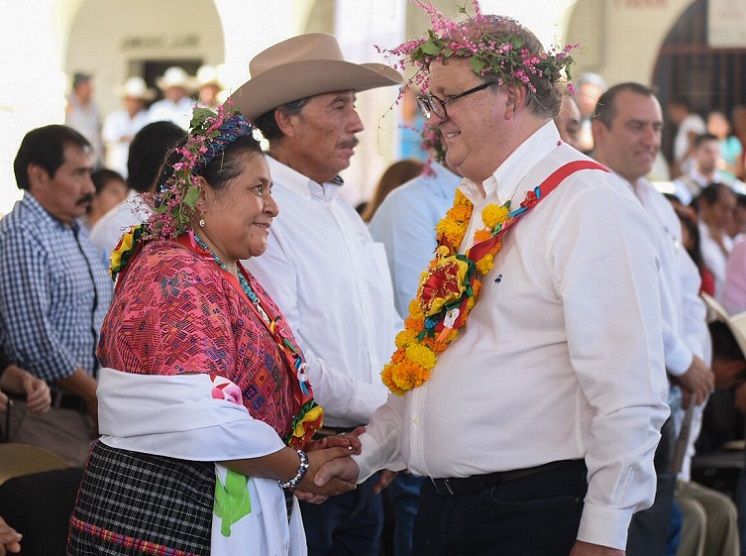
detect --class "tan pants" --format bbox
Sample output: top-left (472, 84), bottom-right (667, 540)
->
top-left (675, 479), bottom-right (739, 556)
top-left (8, 401), bottom-right (95, 467)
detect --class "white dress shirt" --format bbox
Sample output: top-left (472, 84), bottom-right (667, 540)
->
top-left (147, 97), bottom-right (194, 130)
top-left (90, 190), bottom-right (150, 259)
top-left (353, 122), bottom-right (670, 550)
top-left (245, 157), bottom-right (398, 427)
top-left (699, 220), bottom-right (734, 303)
top-left (624, 176), bottom-right (708, 375)
top-left (102, 109), bottom-right (149, 177)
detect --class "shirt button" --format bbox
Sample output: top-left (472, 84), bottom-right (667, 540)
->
top-left (412, 417), bottom-right (420, 427)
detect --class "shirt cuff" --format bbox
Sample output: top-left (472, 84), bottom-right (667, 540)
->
top-left (666, 341), bottom-right (693, 377)
top-left (351, 432), bottom-right (384, 483)
top-left (576, 501), bottom-right (634, 551)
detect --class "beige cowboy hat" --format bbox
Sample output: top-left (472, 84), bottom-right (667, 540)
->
top-left (229, 33), bottom-right (402, 121)
top-left (196, 65), bottom-right (223, 88)
top-left (156, 66), bottom-right (197, 92)
top-left (117, 76), bottom-right (156, 101)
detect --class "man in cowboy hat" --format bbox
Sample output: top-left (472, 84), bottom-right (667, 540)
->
top-left (230, 33), bottom-right (402, 555)
top-left (147, 66), bottom-right (196, 130)
top-left (102, 77), bottom-right (155, 177)
top-left (196, 64), bottom-right (223, 110)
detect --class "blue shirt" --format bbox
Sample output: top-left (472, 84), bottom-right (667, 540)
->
top-left (368, 162), bottom-right (461, 317)
top-left (0, 193), bottom-right (112, 381)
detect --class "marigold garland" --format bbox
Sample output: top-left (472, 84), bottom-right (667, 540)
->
top-left (382, 190), bottom-right (513, 396)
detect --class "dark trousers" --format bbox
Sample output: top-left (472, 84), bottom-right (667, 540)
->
top-left (300, 472), bottom-right (384, 556)
top-left (411, 460), bottom-right (587, 556)
top-left (627, 416), bottom-right (677, 556)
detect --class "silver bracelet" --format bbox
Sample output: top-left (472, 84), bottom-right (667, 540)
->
top-left (278, 449), bottom-right (309, 490)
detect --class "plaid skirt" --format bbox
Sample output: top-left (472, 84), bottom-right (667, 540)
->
top-left (68, 440), bottom-right (214, 555)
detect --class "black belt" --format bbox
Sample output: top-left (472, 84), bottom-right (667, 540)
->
top-left (429, 459), bottom-right (584, 496)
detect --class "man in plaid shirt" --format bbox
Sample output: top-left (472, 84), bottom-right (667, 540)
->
top-left (0, 124), bottom-right (112, 465)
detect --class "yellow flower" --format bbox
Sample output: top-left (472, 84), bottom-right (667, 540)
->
top-left (448, 205), bottom-right (471, 222)
top-left (391, 360), bottom-right (430, 391)
top-left (293, 405), bottom-right (323, 438)
top-left (435, 219), bottom-right (465, 247)
top-left (481, 204), bottom-right (510, 229)
top-left (408, 298), bottom-right (424, 319)
top-left (475, 253), bottom-right (494, 275)
top-left (405, 343), bottom-right (437, 370)
top-left (454, 190), bottom-right (471, 206)
top-left (395, 329), bottom-right (418, 349)
top-left (381, 364), bottom-right (406, 396)
top-left (473, 229), bottom-right (492, 243)
top-left (405, 315), bottom-right (425, 334)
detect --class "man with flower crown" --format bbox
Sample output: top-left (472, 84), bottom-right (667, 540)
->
top-left (314, 6), bottom-right (670, 556)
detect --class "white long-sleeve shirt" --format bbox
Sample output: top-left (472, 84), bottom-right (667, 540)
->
top-left (245, 157), bottom-right (398, 427)
top-left (102, 109), bottom-right (149, 178)
top-left (625, 176), bottom-right (709, 375)
top-left (353, 122), bottom-right (670, 551)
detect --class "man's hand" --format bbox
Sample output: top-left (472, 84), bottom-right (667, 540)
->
top-left (372, 470), bottom-right (397, 494)
top-left (0, 516), bottom-right (22, 555)
top-left (21, 373), bottom-right (50, 414)
top-left (675, 356), bottom-right (714, 407)
top-left (298, 447), bottom-right (358, 497)
top-left (0, 391), bottom-right (8, 413)
top-left (294, 450), bottom-right (361, 504)
top-left (569, 540), bottom-right (624, 556)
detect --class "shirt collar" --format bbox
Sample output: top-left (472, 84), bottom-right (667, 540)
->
top-left (21, 192), bottom-right (70, 231)
top-left (460, 120), bottom-right (561, 205)
top-left (267, 155), bottom-right (343, 201)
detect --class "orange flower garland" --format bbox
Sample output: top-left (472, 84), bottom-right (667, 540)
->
top-left (382, 190), bottom-right (510, 395)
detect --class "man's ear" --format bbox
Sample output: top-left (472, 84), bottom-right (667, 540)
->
top-left (504, 84), bottom-right (527, 120)
top-left (590, 118), bottom-right (605, 148)
top-left (26, 163), bottom-right (50, 192)
top-left (275, 108), bottom-right (298, 138)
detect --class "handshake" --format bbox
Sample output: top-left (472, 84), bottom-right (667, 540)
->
top-left (292, 430), bottom-right (364, 504)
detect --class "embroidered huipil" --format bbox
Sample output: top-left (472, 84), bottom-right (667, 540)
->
top-left (0, 193), bottom-right (112, 380)
top-left (354, 122), bottom-right (670, 550)
top-left (245, 157), bottom-right (399, 427)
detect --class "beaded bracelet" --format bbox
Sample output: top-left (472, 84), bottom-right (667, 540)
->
top-left (278, 449), bottom-right (310, 490)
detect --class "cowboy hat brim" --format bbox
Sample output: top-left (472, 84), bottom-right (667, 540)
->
top-left (228, 60), bottom-right (401, 122)
top-left (117, 88), bottom-right (156, 101)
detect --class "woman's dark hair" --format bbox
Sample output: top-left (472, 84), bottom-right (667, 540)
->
top-left (361, 159), bottom-right (424, 222)
top-left (674, 207), bottom-right (704, 269)
top-left (128, 122), bottom-right (186, 193)
top-left (693, 182), bottom-right (728, 211)
top-left (13, 125), bottom-right (90, 190)
top-left (156, 134), bottom-right (263, 193)
top-left (91, 168), bottom-right (125, 194)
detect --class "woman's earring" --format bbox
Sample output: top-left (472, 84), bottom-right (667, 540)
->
top-left (199, 216), bottom-right (206, 229)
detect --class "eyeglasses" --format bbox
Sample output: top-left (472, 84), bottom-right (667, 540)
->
top-left (416, 81), bottom-right (496, 120)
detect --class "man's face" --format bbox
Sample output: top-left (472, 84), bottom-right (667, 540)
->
top-left (284, 90), bottom-right (363, 183)
top-left (165, 86), bottom-right (187, 102)
top-left (427, 58), bottom-right (505, 183)
top-left (709, 187), bottom-right (737, 231)
top-left (30, 144), bottom-right (95, 224)
top-left (75, 80), bottom-right (93, 103)
top-left (555, 96), bottom-right (581, 150)
top-left (695, 139), bottom-right (721, 176)
top-left (592, 90), bottom-right (662, 182)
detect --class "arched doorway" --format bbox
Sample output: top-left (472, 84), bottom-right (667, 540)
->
top-left (653, 0), bottom-right (746, 161)
top-left (65, 0), bottom-right (225, 117)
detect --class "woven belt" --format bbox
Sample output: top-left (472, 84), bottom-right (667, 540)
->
top-left (429, 459), bottom-right (584, 496)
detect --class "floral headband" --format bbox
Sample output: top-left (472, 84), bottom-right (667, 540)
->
top-left (148, 105), bottom-right (254, 239)
top-left (109, 105), bottom-right (254, 279)
top-left (380, 1), bottom-right (576, 94)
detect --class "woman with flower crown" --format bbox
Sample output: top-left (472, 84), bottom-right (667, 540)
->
top-left (68, 106), bottom-right (358, 555)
